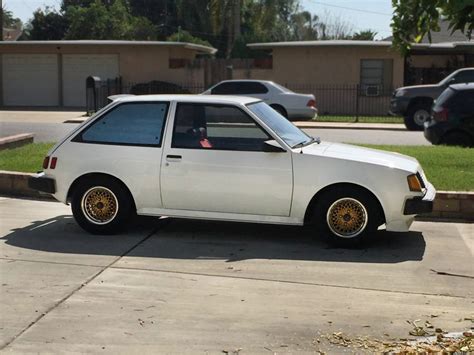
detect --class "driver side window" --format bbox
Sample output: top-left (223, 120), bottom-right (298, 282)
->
top-left (172, 103), bottom-right (270, 151)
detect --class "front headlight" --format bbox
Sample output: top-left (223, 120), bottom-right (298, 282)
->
top-left (407, 174), bottom-right (423, 192)
top-left (395, 89), bottom-right (407, 97)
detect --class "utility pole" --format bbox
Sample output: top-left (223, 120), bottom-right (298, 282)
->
top-left (1, 0), bottom-right (3, 41)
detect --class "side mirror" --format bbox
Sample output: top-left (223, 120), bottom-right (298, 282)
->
top-left (263, 140), bottom-right (286, 153)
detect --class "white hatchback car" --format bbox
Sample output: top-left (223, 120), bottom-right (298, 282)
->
top-left (29, 95), bottom-right (435, 246)
top-left (202, 80), bottom-right (317, 121)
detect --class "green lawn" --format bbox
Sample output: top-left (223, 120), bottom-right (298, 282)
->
top-left (317, 115), bottom-right (404, 124)
top-left (361, 145), bottom-right (473, 191)
top-left (0, 143), bottom-right (54, 173)
top-left (0, 143), bottom-right (472, 191)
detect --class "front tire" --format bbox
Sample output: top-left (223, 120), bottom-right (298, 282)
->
top-left (71, 176), bottom-right (133, 234)
top-left (312, 186), bottom-right (383, 247)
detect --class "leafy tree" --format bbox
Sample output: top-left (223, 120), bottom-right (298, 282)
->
top-left (65, 0), bottom-right (156, 40)
top-left (2, 6), bottom-right (22, 28)
top-left (22, 7), bottom-right (68, 40)
top-left (167, 29), bottom-right (212, 47)
top-left (129, 0), bottom-right (177, 38)
top-left (392, 0), bottom-right (474, 55)
top-left (352, 29), bottom-right (377, 40)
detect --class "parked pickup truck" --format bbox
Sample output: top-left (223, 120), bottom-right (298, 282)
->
top-left (390, 67), bottom-right (474, 130)
top-left (29, 95), bottom-right (435, 247)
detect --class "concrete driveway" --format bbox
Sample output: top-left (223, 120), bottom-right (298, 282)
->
top-left (1, 197), bottom-right (473, 353)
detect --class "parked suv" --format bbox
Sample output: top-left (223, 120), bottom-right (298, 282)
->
top-left (202, 80), bottom-right (317, 121)
top-left (391, 67), bottom-right (474, 130)
top-left (424, 83), bottom-right (474, 147)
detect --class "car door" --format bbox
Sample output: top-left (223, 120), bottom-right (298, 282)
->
top-left (160, 102), bottom-right (293, 216)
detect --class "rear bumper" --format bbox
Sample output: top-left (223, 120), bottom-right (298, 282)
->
top-left (28, 172), bottom-right (56, 194)
top-left (424, 120), bottom-right (447, 145)
top-left (288, 107), bottom-right (318, 120)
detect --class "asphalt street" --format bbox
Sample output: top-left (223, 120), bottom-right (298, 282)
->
top-left (0, 121), bottom-right (431, 145)
top-left (1, 197), bottom-right (472, 353)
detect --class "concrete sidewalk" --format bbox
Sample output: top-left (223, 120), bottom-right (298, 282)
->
top-left (1, 197), bottom-right (473, 353)
top-left (0, 110), bottom-right (85, 124)
top-left (0, 110), bottom-right (407, 130)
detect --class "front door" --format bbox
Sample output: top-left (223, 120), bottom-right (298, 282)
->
top-left (160, 102), bottom-right (293, 216)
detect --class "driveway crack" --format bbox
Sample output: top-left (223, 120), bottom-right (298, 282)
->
top-left (0, 220), bottom-right (167, 351)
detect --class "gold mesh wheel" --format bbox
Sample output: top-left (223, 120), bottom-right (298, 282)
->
top-left (326, 197), bottom-right (368, 238)
top-left (81, 186), bottom-right (119, 225)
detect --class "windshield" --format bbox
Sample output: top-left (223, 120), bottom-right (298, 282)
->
top-left (247, 102), bottom-right (312, 148)
top-left (438, 70), bottom-right (458, 86)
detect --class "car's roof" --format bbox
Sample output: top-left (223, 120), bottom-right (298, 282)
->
top-left (214, 79), bottom-right (274, 84)
top-left (116, 94), bottom-right (261, 105)
top-left (450, 82), bottom-right (474, 91)
top-left (453, 67), bottom-right (474, 72)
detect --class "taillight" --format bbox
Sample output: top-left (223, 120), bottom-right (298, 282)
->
top-left (42, 156), bottom-right (58, 169)
top-left (307, 99), bottom-right (316, 107)
top-left (50, 157), bottom-right (58, 169)
top-left (42, 156), bottom-right (50, 169)
top-left (433, 108), bottom-right (449, 122)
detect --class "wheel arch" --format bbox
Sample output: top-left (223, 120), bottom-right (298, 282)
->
top-left (269, 103), bottom-right (288, 117)
top-left (66, 172), bottom-right (137, 211)
top-left (303, 182), bottom-right (386, 225)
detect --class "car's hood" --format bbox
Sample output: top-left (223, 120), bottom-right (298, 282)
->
top-left (398, 84), bottom-right (439, 91)
top-left (301, 141), bottom-right (419, 173)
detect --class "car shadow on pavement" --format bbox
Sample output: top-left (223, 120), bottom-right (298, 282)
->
top-left (2, 215), bottom-right (426, 263)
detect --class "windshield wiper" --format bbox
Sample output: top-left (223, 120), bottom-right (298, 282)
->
top-left (292, 136), bottom-right (320, 149)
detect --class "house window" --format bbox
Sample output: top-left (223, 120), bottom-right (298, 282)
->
top-left (360, 59), bottom-right (393, 95)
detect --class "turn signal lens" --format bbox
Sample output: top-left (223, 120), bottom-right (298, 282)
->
top-left (407, 174), bottom-right (422, 192)
top-left (42, 156), bottom-right (50, 169)
top-left (307, 99), bottom-right (316, 107)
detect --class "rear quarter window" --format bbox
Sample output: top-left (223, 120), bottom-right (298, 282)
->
top-left (434, 88), bottom-right (455, 108)
top-left (211, 82), bottom-right (269, 95)
top-left (76, 102), bottom-right (169, 146)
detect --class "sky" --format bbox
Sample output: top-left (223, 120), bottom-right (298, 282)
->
top-left (4, 0), bottom-right (394, 40)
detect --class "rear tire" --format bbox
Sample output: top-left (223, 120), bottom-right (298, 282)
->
top-left (71, 176), bottom-right (133, 235)
top-left (405, 104), bottom-right (431, 131)
top-left (311, 186), bottom-right (383, 247)
top-left (441, 131), bottom-right (472, 147)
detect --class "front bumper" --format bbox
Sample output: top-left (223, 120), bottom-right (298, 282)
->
top-left (28, 172), bottom-right (56, 194)
top-left (389, 97), bottom-right (410, 116)
top-left (403, 181), bottom-right (436, 215)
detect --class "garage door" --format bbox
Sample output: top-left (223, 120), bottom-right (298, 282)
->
top-left (63, 54), bottom-right (119, 107)
top-left (2, 54), bottom-right (59, 106)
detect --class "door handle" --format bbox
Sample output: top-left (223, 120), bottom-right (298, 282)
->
top-left (166, 155), bottom-right (182, 162)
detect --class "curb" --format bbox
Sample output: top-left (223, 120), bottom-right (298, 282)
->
top-left (0, 171), bottom-right (55, 201)
top-left (0, 171), bottom-right (472, 221)
top-left (0, 133), bottom-right (35, 150)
